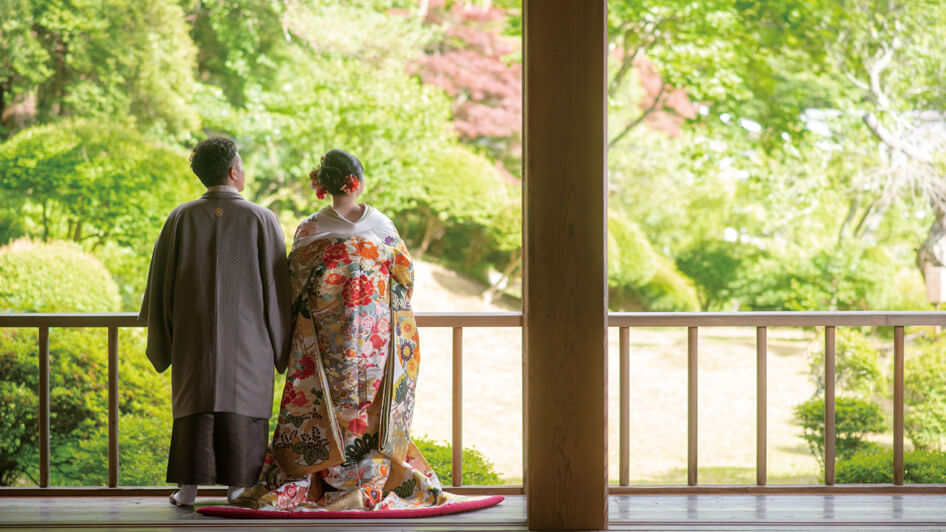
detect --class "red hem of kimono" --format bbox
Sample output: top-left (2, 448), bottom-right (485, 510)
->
top-left (196, 495), bottom-right (504, 519)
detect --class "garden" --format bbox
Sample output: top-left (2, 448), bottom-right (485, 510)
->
top-left (1, 0), bottom-right (945, 485)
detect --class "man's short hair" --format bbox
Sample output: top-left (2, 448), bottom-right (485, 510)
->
top-left (190, 137), bottom-right (238, 187)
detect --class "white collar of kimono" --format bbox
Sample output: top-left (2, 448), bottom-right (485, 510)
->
top-left (206, 185), bottom-right (240, 194)
top-left (292, 204), bottom-right (399, 253)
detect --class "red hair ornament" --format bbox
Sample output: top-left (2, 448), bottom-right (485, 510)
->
top-left (309, 156), bottom-right (358, 199)
top-left (340, 174), bottom-right (359, 195)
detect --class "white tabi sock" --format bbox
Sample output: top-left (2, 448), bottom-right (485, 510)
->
top-left (227, 485), bottom-right (246, 501)
top-left (173, 484), bottom-right (197, 505)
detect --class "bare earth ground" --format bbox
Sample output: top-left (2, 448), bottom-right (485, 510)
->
top-left (409, 259), bottom-right (821, 484)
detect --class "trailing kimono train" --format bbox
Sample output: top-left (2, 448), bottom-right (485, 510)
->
top-left (238, 205), bottom-right (490, 513)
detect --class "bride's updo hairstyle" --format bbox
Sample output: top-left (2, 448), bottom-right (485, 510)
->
top-left (309, 149), bottom-right (364, 196)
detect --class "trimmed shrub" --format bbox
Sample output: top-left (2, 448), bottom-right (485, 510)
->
top-left (0, 239), bottom-right (121, 313)
top-left (793, 397), bottom-right (886, 468)
top-left (837, 450), bottom-right (946, 484)
top-left (413, 436), bottom-right (502, 485)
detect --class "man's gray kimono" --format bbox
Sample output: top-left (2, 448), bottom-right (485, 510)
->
top-left (140, 188), bottom-right (291, 485)
top-left (141, 188), bottom-right (291, 418)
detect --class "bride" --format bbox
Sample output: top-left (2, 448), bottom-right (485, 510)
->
top-left (241, 149), bottom-right (449, 511)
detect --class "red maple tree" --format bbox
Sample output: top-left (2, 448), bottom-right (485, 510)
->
top-left (406, 0), bottom-right (522, 181)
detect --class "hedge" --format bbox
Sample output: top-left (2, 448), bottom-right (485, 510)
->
top-left (837, 450), bottom-right (946, 484)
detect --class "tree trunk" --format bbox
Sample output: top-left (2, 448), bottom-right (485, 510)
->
top-left (464, 228), bottom-right (486, 270)
top-left (917, 209), bottom-right (946, 276)
top-left (41, 201), bottom-right (49, 242)
top-left (417, 209), bottom-right (440, 256)
top-left (483, 248), bottom-right (521, 303)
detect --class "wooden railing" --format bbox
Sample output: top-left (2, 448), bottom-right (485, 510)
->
top-left (0, 312), bottom-right (523, 496)
top-left (609, 311), bottom-right (946, 494)
top-left (2, 311), bottom-right (945, 496)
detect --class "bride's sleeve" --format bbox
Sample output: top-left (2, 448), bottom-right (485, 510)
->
top-left (390, 240), bottom-right (414, 303)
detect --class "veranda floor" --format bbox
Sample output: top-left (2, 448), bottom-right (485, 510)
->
top-left (1, 494), bottom-right (945, 530)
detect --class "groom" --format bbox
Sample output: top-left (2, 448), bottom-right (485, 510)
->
top-left (140, 137), bottom-right (291, 506)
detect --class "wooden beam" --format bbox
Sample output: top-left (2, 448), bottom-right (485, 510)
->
top-left (607, 311), bottom-right (946, 327)
top-left (523, 1), bottom-right (608, 529)
top-left (4, 310), bottom-right (946, 329)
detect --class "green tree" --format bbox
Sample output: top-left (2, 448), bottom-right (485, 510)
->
top-left (0, 119), bottom-right (202, 308)
top-left (675, 239), bottom-right (747, 311)
top-left (188, 1), bottom-right (458, 221)
top-left (818, 0), bottom-right (946, 274)
top-left (0, 119), bottom-right (200, 248)
top-left (607, 0), bottom-right (843, 148)
top-left (0, 0), bottom-right (198, 138)
top-left (414, 147), bottom-right (504, 255)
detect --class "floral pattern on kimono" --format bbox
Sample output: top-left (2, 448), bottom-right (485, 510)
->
top-left (242, 212), bottom-right (473, 512)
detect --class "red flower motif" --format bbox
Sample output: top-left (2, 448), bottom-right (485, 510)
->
top-left (369, 334), bottom-right (385, 349)
top-left (343, 275), bottom-right (373, 307)
top-left (285, 484), bottom-right (298, 498)
top-left (348, 417), bottom-right (368, 435)
top-left (280, 388), bottom-right (308, 409)
top-left (291, 356), bottom-right (316, 380)
top-left (323, 242), bottom-right (349, 265)
top-left (324, 273), bottom-right (346, 285)
top-left (290, 390), bottom-right (308, 407)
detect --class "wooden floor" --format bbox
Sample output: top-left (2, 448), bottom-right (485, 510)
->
top-left (1, 495), bottom-right (945, 530)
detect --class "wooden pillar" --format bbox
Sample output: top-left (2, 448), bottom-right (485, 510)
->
top-left (523, 1), bottom-right (608, 529)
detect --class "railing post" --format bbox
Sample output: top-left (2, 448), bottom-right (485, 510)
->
top-left (756, 326), bottom-right (767, 486)
top-left (451, 327), bottom-right (463, 487)
top-left (107, 326), bottom-right (119, 488)
top-left (824, 326), bottom-right (836, 486)
top-left (688, 326), bottom-right (698, 487)
top-left (619, 326), bottom-right (630, 487)
top-left (894, 326), bottom-right (905, 485)
top-left (38, 326), bottom-right (50, 489)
